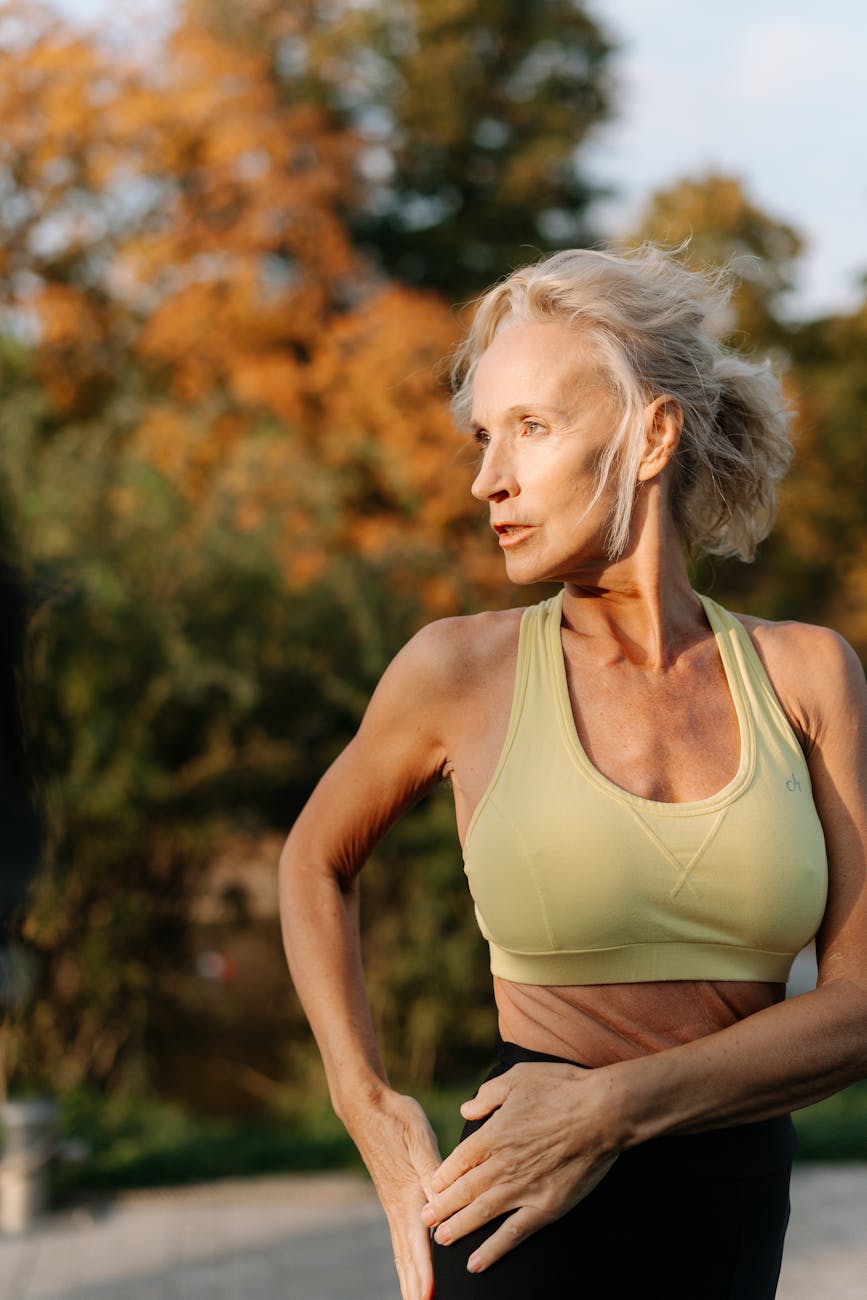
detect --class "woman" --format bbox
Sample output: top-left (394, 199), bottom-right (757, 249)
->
top-left (279, 245), bottom-right (867, 1299)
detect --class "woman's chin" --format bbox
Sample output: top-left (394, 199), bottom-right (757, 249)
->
top-left (502, 555), bottom-right (558, 587)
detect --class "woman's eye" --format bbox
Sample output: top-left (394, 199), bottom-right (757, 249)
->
top-left (523, 420), bottom-right (545, 434)
top-left (472, 430), bottom-right (490, 448)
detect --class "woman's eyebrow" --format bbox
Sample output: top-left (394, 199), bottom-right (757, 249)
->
top-left (469, 404), bottom-right (566, 431)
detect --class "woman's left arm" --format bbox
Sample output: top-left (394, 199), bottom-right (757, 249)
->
top-left (423, 622), bottom-right (867, 1273)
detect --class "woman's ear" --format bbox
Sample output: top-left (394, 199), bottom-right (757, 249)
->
top-left (637, 395), bottom-right (683, 482)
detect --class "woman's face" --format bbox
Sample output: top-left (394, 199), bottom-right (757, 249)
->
top-left (469, 319), bottom-right (621, 585)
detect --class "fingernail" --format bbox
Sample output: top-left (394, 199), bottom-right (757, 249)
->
top-left (420, 1204), bottom-right (435, 1226)
top-left (435, 1226), bottom-right (451, 1245)
top-left (467, 1254), bottom-right (481, 1273)
top-left (431, 1174), bottom-right (444, 1193)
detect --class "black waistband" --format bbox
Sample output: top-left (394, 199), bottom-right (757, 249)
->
top-left (497, 1038), bottom-right (591, 1070)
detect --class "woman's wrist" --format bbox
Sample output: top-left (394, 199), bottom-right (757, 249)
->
top-left (591, 1056), bottom-right (659, 1153)
top-left (330, 1069), bottom-right (394, 1127)
top-left (600, 1042), bottom-right (722, 1149)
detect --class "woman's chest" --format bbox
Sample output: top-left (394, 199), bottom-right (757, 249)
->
top-left (447, 641), bottom-right (745, 842)
top-left (559, 636), bottom-right (744, 804)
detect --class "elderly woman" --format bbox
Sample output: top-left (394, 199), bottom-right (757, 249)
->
top-left (280, 246), bottom-right (867, 1300)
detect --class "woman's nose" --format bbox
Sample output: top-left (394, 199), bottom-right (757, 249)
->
top-left (471, 446), bottom-right (519, 502)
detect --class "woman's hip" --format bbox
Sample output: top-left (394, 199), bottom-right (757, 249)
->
top-left (431, 1040), bottom-right (795, 1299)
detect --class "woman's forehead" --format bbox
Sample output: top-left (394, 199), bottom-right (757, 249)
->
top-left (472, 320), bottom-right (604, 416)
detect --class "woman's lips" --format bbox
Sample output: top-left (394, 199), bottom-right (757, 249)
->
top-left (493, 524), bottom-right (537, 548)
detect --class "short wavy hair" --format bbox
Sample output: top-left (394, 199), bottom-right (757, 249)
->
top-left (450, 244), bottom-right (793, 560)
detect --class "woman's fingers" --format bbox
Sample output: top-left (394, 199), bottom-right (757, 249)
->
top-left (359, 1094), bottom-right (443, 1299)
top-left (393, 1215), bottom-right (435, 1300)
top-left (388, 1189), bottom-right (436, 1300)
top-left (457, 1072), bottom-right (510, 1121)
top-left (408, 1121), bottom-right (443, 1202)
top-left (422, 1154), bottom-right (500, 1234)
top-left (420, 1064), bottom-right (624, 1269)
top-left (409, 1213), bottom-right (436, 1300)
top-left (463, 1205), bottom-right (540, 1274)
top-left (430, 1122), bottom-right (491, 1195)
top-left (428, 1153), bottom-right (618, 1269)
top-left (429, 1169), bottom-right (511, 1245)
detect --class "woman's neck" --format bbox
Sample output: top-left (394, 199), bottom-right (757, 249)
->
top-left (560, 484), bottom-right (703, 671)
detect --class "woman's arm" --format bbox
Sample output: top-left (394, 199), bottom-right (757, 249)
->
top-left (280, 617), bottom-right (470, 1300)
top-left (612, 621), bottom-right (867, 1134)
top-left (424, 621), bottom-right (867, 1274)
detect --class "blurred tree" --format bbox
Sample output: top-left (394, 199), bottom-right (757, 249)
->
top-left (188, 0), bottom-right (616, 300)
top-left (631, 174), bottom-right (867, 659)
top-left (633, 172), bottom-right (803, 347)
top-left (778, 294), bottom-right (867, 650)
top-left (630, 174), bottom-right (811, 614)
top-left (0, 0), bottom-right (514, 1097)
top-left (11, 4), bottom-right (863, 1113)
top-left (0, 0), bottom-right (501, 596)
top-left (0, 0), bottom-right (360, 424)
top-left (0, 0), bottom-right (139, 420)
top-left (1, 369), bottom-right (490, 1092)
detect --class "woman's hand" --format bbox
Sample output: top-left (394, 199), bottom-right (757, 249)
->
top-left (420, 1062), bottom-right (624, 1274)
top-left (350, 1089), bottom-right (443, 1300)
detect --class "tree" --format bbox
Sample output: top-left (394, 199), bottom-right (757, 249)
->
top-left (188, 0), bottom-right (617, 300)
top-left (777, 294), bottom-right (867, 650)
top-left (0, 0), bottom-right (508, 1099)
top-left (633, 172), bottom-right (804, 347)
top-left (631, 172), bottom-right (867, 655)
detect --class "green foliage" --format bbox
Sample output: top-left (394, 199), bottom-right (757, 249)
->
top-left (51, 1086), bottom-right (360, 1193)
top-left (46, 1077), bottom-right (867, 1200)
top-left (195, 0), bottom-right (616, 299)
top-left (51, 1081), bottom-right (474, 1195)
top-left (793, 1082), bottom-right (867, 1161)
top-left (3, 8), bottom-right (867, 1132)
top-left (634, 172), bottom-right (804, 346)
top-left (345, 0), bottom-right (615, 298)
top-left (1, 370), bottom-right (496, 1096)
top-left (361, 786), bottom-right (496, 1088)
top-left (634, 173), bottom-right (867, 649)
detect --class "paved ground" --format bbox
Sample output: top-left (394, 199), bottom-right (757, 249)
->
top-left (0, 1164), bottom-right (864, 1299)
top-left (777, 1167), bottom-right (867, 1300)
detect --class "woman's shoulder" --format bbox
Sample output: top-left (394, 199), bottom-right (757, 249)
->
top-left (730, 609), bottom-right (865, 750)
top-left (395, 604), bottom-right (528, 691)
top-left (361, 605), bottom-right (530, 756)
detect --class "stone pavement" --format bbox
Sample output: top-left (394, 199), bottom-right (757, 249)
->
top-left (777, 1166), bottom-right (867, 1300)
top-left (0, 1165), bottom-right (865, 1299)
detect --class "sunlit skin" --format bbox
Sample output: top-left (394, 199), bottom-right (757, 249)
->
top-left (419, 319), bottom-right (776, 1266)
top-left (280, 316), bottom-right (867, 1299)
top-left (467, 320), bottom-right (704, 665)
top-left (462, 320), bottom-right (747, 809)
top-left (462, 323), bottom-right (785, 1094)
top-left (468, 321), bottom-right (625, 586)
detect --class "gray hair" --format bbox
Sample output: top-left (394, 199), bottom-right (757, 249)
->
top-left (450, 244), bottom-right (793, 560)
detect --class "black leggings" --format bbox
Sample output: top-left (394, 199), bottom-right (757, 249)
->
top-left (431, 1041), bottom-right (795, 1300)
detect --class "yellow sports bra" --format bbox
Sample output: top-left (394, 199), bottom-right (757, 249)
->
top-left (463, 590), bottom-right (828, 985)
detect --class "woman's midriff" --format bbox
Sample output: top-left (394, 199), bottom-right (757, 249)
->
top-left (494, 975), bottom-right (786, 1066)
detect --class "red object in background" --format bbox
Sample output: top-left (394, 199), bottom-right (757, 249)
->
top-left (196, 950), bottom-right (236, 984)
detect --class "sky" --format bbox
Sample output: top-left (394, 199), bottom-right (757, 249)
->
top-left (45, 0), bottom-right (867, 320)
top-left (584, 0), bottom-right (867, 318)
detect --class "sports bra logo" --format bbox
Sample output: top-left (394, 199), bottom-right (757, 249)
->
top-left (786, 772), bottom-right (802, 792)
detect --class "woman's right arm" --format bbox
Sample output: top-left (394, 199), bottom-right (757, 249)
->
top-left (278, 620), bottom-right (462, 1300)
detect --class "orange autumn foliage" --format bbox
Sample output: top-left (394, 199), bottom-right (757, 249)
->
top-left (1, 1), bottom-right (510, 615)
top-left (306, 288), bottom-right (465, 517)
